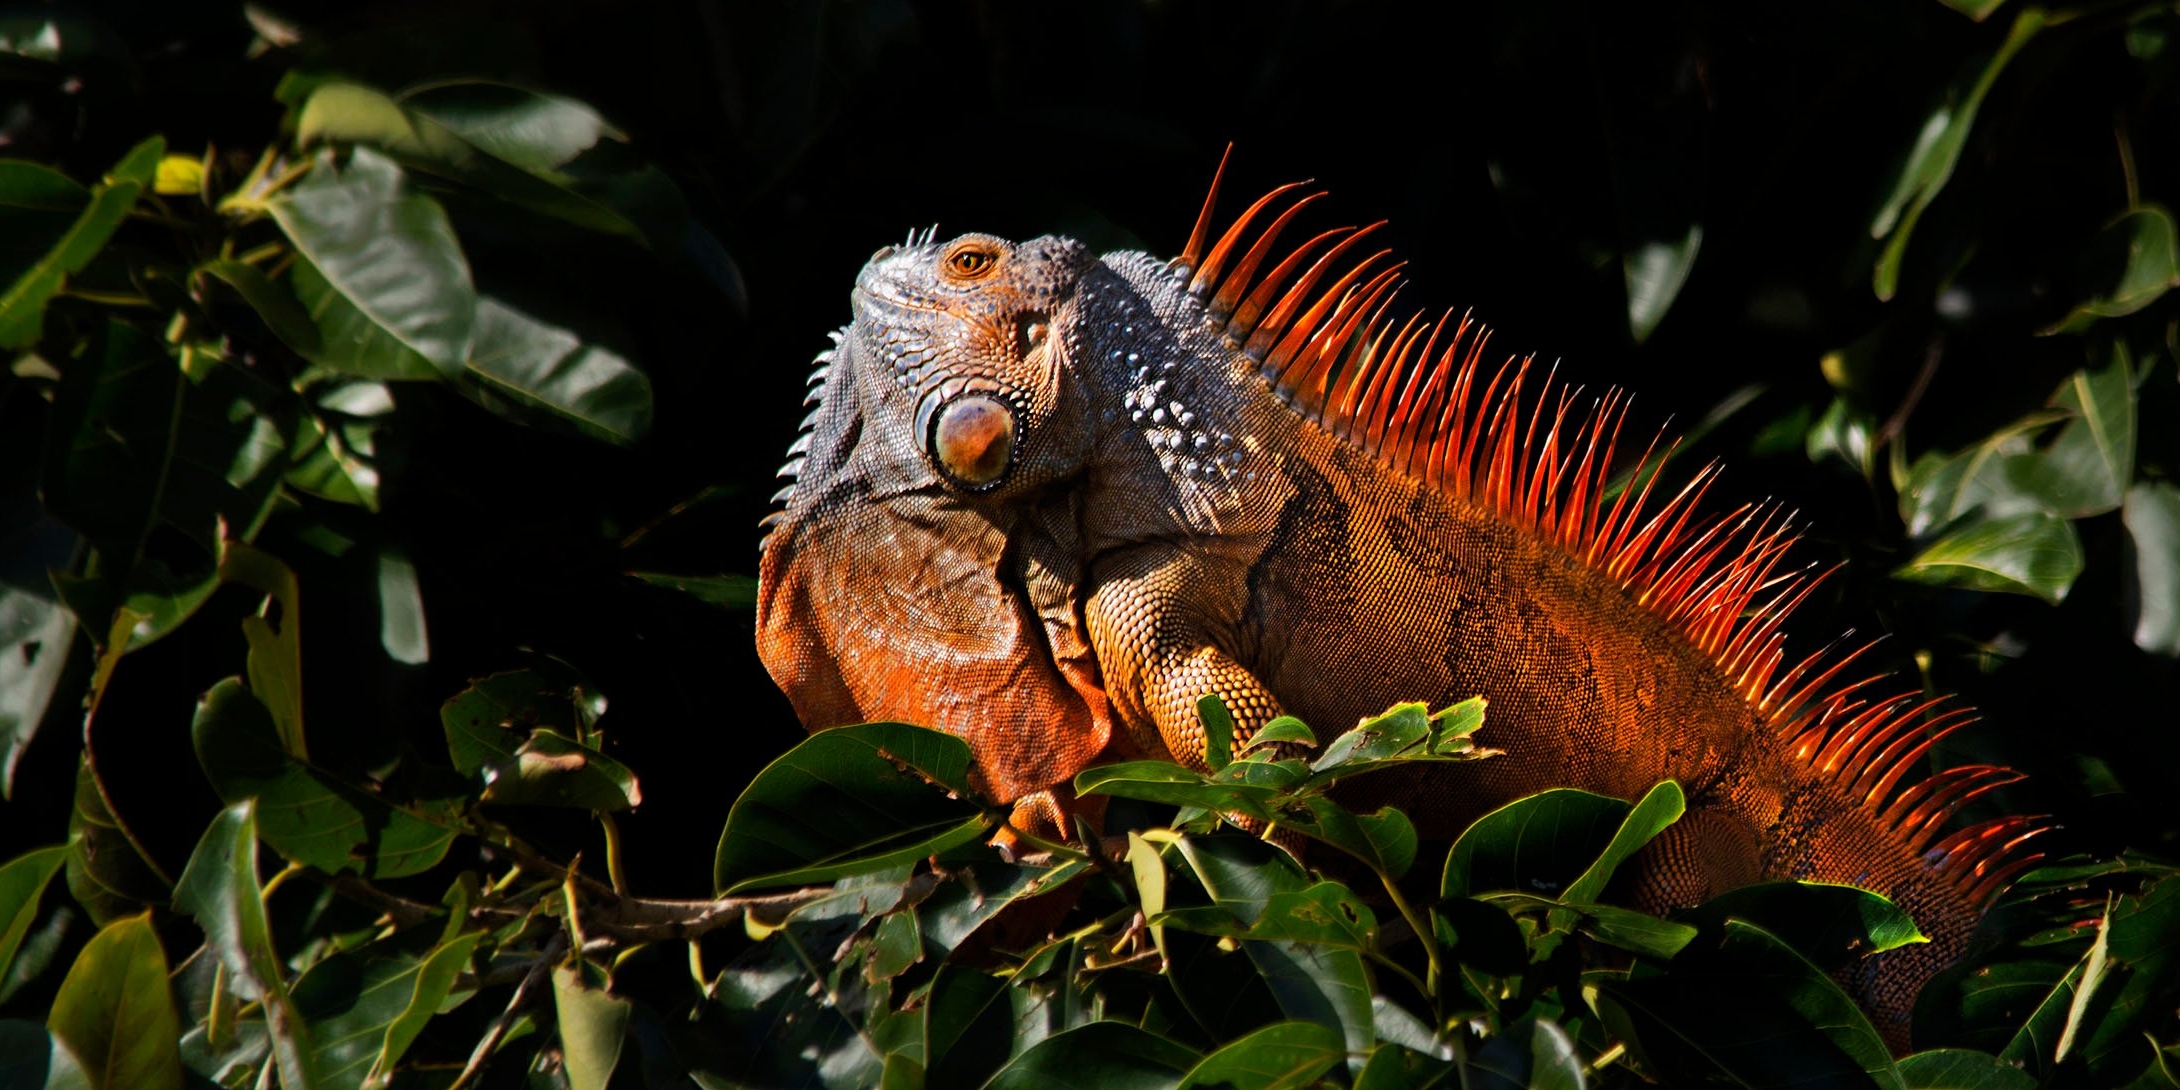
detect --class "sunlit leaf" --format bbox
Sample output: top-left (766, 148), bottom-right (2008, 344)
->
top-left (479, 728), bottom-right (641, 811)
top-left (65, 755), bottom-right (169, 926)
top-left (1894, 510), bottom-right (2084, 602)
top-left (400, 81), bottom-right (624, 175)
top-left (982, 1022), bottom-right (1198, 1090)
top-left (1563, 780), bottom-right (1683, 905)
top-left (1176, 1020), bottom-right (1344, 1090)
top-left (0, 847), bottom-right (66, 990)
top-left (2125, 482), bottom-right (2180, 656)
top-left (271, 148), bottom-right (474, 381)
top-left (1471, 1016), bottom-right (1584, 1090)
top-left (1686, 882), bottom-right (1928, 967)
top-left (1443, 788), bottom-right (1630, 899)
top-left (714, 722), bottom-right (991, 893)
top-left (0, 137), bottom-right (161, 348)
top-left (1626, 223), bottom-right (1702, 344)
top-left (0, 1020), bottom-right (93, 1090)
top-left (2047, 207), bottom-right (2180, 333)
top-left (456, 294), bottom-right (653, 445)
top-left (0, 545), bottom-right (73, 796)
top-left (1871, 8), bottom-right (2044, 299)
top-left (172, 802), bottom-right (318, 1090)
top-left (2020, 351), bottom-right (2136, 518)
top-left (553, 964), bottom-right (630, 1090)
top-left (192, 678), bottom-right (454, 877)
top-left (1897, 1048), bottom-right (2036, 1090)
top-left (46, 913), bottom-right (182, 1090)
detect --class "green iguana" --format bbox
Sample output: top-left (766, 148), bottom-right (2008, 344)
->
top-left (753, 152), bottom-right (2046, 1047)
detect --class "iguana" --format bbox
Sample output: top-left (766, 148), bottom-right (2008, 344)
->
top-left (753, 152), bottom-right (2047, 1047)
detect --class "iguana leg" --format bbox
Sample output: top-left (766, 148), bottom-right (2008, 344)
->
top-left (1085, 558), bottom-right (1286, 773)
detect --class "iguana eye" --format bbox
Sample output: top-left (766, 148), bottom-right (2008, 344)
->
top-left (930, 395), bottom-right (1015, 489)
top-left (945, 245), bottom-right (998, 280)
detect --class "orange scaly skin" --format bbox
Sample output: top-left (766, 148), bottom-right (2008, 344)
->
top-left (755, 162), bottom-right (2047, 1049)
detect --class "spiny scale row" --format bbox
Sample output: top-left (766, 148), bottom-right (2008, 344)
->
top-left (1173, 148), bottom-right (2045, 906)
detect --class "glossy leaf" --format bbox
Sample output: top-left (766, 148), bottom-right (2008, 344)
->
top-left (1279, 796), bottom-right (1417, 879)
top-left (553, 964), bottom-right (630, 1090)
top-left (1562, 780), bottom-right (1683, 905)
top-left (1443, 788), bottom-right (1630, 899)
top-left (1471, 1016), bottom-right (1585, 1090)
top-left (374, 548), bottom-right (428, 665)
top-left (456, 294), bottom-right (653, 445)
top-left (2047, 207), bottom-right (2180, 333)
top-left (191, 677), bottom-right (454, 877)
top-left (2124, 483), bottom-right (2180, 656)
top-left (2021, 353), bottom-right (2136, 519)
top-left (298, 81), bottom-right (647, 240)
top-left (0, 516), bottom-right (74, 793)
top-left (1871, 8), bottom-right (2044, 299)
top-left (1626, 223), bottom-right (1702, 344)
top-left (479, 728), bottom-right (642, 811)
top-left (0, 137), bottom-right (161, 348)
top-left (65, 756), bottom-right (168, 926)
top-left (271, 148), bottom-right (474, 381)
top-left (0, 847), bottom-right (65, 989)
top-left (1073, 760), bottom-right (1280, 818)
top-left (1176, 1020), bottom-right (1344, 1090)
top-left (983, 1022), bottom-right (1198, 1090)
top-left (171, 802), bottom-right (317, 1090)
top-left (714, 722), bottom-right (992, 892)
top-left (1896, 1049), bottom-right (2036, 1090)
top-left (1894, 510), bottom-right (2084, 603)
top-left (1198, 693), bottom-right (1234, 771)
top-left (1897, 412), bottom-right (2067, 538)
top-left (46, 912), bottom-right (182, 1090)
top-left (401, 81), bottom-right (624, 175)
top-left (1487, 893), bottom-right (1698, 959)
top-left (1599, 919), bottom-right (1905, 1089)
top-left (1687, 882), bottom-right (1927, 967)
top-left (440, 669), bottom-right (583, 777)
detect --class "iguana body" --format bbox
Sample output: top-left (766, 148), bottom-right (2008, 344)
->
top-left (754, 157), bottom-right (2045, 1046)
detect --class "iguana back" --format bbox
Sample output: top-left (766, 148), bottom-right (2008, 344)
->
top-left (754, 155), bottom-right (2046, 1047)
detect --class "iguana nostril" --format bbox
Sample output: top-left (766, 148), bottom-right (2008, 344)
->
top-left (932, 395), bottom-right (1015, 487)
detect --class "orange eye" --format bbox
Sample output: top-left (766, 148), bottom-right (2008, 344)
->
top-left (946, 246), bottom-right (997, 279)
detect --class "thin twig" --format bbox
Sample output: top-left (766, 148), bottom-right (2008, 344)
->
top-left (448, 934), bottom-right (566, 1090)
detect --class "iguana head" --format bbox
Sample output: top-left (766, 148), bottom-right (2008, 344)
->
top-left (754, 229), bottom-right (1117, 807)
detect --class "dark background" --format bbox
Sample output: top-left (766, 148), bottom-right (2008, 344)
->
top-left (6, 0), bottom-right (2176, 907)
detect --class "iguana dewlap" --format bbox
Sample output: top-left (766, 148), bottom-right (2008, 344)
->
top-left (754, 155), bottom-right (2046, 1046)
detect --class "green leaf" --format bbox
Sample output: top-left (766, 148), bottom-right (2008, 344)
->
top-left (39, 322), bottom-right (290, 620)
top-left (552, 965), bottom-right (630, 1090)
top-left (479, 729), bottom-right (642, 811)
top-left (714, 723), bottom-right (993, 893)
top-left (1309, 702), bottom-right (1432, 773)
top-left (271, 148), bottom-right (475, 381)
top-left (1248, 717), bottom-right (1318, 749)
top-left (400, 81), bottom-right (624, 175)
top-left (374, 547), bottom-right (428, 665)
top-left (65, 755), bottom-right (169, 926)
top-left (1128, 833), bottom-right (1169, 968)
top-left (298, 81), bottom-right (648, 241)
top-left (440, 669), bottom-right (579, 777)
top-left (1279, 796), bottom-right (1417, 880)
top-left (289, 933), bottom-right (482, 1090)
top-left (191, 677), bottom-right (454, 877)
top-left (1562, 780), bottom-right (1683, 905)
top-left (1433, 897), bottom-right (1530, 976)
top-left (197, 259), bottom-right (322, 357)
top-left (171, 802), bottom-right (318, 1090)
top-left (456, 295), bottom-right (653, 445)
top-left (1897, 412), bottom-right (2068, 538)
top-left (217, 541), bottom-right (307, 759)
top-left (0, 571), bottom-right (72, 796)
top-left (1599, 919), bottom-right (1904, 1090)
top-left (1352, 1043), bottom-right (1453, 1090)
top-left (1486, 893), bottom-right (1698, 959)
top-left (1471, 1016), bottom-right (1585, 1090)
top-left (0, 137), bottom-right (162, 348)
top-left (45, 913), bottom-right (182, 1090)
top-left (1442, 788), bottom-right (1631, 899)
top-left (1686, 882), bottom-right (1928, 966)
top-left (1897, 1049), bottom-right (2036, 1090)
top-left (1174, 834), bottom-right (1312, 925)
top-left (1871, 8), bottom-right (2044, 300)
top-left (0, 847), bottom-right (66, 989)
top-left (1934, 0), bottom-right (2009, 22)
top-left (2047, 207), bottom-right (2180, 333)
top-left (1072, 760), bottom-right (1279, 819)
top-left (2125, 482), bottom-right (2180, 656)
top-left (0, 1020), bottom-right (93, 1090)
top-left (2020, 352), bottom-right (2136, 518)
top-left (1894, 510), bottom-right (2084, 603)
top-left (1177, 1020), bottom-right (1344, 1090)
top-left (624, 571), bottom-right (755, 608)
top-left (1158, 881), bottom-right (1380, 952)
top-left (1198, 693), bottom-right (1234, 771)
top-left (982, 1022), bottom-right (1198, 1090)
top-left (1626, 223), bottom-right (1703, 344)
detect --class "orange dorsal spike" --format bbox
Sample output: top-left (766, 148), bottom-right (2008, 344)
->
top-left (1178, 144), bottom-right (1233, 274)
top-left (1170, 163), bottom-right (2043, 911)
